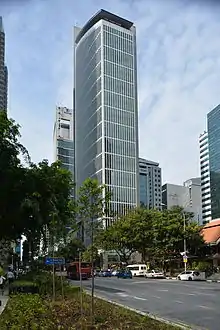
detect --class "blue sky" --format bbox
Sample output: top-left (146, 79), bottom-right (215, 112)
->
top-left (1, 0), bottom-right (220, 184)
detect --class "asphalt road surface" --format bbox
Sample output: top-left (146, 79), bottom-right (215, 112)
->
top-left (70, 277), bottom-right (220, 330)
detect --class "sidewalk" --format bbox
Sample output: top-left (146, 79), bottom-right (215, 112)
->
top-left (0, 288), bottom-right (9, 315)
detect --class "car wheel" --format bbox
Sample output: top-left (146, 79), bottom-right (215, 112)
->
top-left (188, 277), bottom-right (192, 281)
top-left (178, 276), bottom-right (181, 280)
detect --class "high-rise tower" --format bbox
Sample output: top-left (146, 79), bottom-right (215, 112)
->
top-left (53, 106), bottom-right (75, 197)
top-left (199, 131), bottom-right (211, 224)
top-left (0, 17), bottom-right (8, 112)
top-left (74, 10), bottom-right (139, 228)
top-left (207, 104), bottom-right (220, 220)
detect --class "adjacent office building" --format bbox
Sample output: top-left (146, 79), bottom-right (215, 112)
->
top-left (139, 158), bottom-right (162, 210)
top-left (53, 106), bottom-right (75, 197)
top-left (0, 17), bottom-right (8, 111)
top-left (207, 104), bottom-right (220, 220)
top-left (162, 178), bottom-right (202, 224)
top-left (74, 9), bottom-right (139, 230)
top-left (199, 131), bottom-right (211, 224)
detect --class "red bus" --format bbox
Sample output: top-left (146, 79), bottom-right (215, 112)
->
top-left (66, 262), bottom-right (91, 280)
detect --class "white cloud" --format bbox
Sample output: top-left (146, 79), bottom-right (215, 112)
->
top-left (1, 0), bottom-right (220, 184)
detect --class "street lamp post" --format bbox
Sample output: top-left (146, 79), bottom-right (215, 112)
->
top-left (183, 211), bottom-right (187, 273)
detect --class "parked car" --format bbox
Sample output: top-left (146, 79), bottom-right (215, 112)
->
top-left (177, 270), bottom-right (206, 281)
top-left (145, 269), bottom-right (165, 279)
top-left (98, 270), bottom-right (112, 277)
top-left (117, 269), bottom-right (132, 279)
top-left (111, 270), bottom-right (119, 276)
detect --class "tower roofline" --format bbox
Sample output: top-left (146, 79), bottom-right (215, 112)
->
top-left (75, 9), bottom-right (133, 44)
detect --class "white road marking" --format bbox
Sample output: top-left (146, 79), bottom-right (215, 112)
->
top-left (152, 295), bottom-right (161, 299)
top-left (198, 305), bottom-right (213, 310)
top-left (192, 291), bottom-right (215, 297)
top-left (157, 289), bottom-right (169, 292)
top-left (133, 296), bottom-right (147, 301)
top-left (132, 281), bottom-right (148, 284)
top-left (175, 300), bottom-right (183, 304)
top-left (116, 293), bottom-right (129, 298)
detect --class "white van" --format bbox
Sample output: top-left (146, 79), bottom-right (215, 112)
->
top-left (126, 264), bottom-right (147, 277)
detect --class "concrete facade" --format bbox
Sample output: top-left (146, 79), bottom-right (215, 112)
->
top-left (139, 158), bottom-right (162, 210)
top-left (162, 178), bottom-right (202, 224)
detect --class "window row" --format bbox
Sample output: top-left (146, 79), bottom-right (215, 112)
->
top-left (103, 25), bottom-right (133, 41)
top-left (58, 155), bottom-right (74, 165)
top-left (57, 147), bottom-right (74, 157)
top-left (108, 185), bottom-right (136, 204)
top-left (103, 31), bottom-right (133, 54)
top-left (104, 46), bottom-right (133, 68)
top-left (104, 75), bottom-right (134, 97)
top-left (104, 60), bottom-right (134, 83)
top-left (104, 106), bottom-right (135, 127)
top-left (105, 153), bottom-right (136, 172)
top-left (104, 121), bottom-right (135, 141)
top-left (105, 169), bottom-right (136, 188)
top-left (105, 138), bottom-right (136, 157)
top-left (104, 91), bottom-right (134, 112)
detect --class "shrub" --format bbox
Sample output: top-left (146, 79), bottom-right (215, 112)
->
top-left (9, 280), bottom-right (39, 294)
top-left (0, 294), bottom-right (54, 330)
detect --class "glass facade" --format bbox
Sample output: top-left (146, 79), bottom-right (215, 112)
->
top-left (207, 104), bottom-right (220, 219)
top-left (75, 12), bottom-right (139, 227)
top-left (139, 173), bottom-right (148, 206)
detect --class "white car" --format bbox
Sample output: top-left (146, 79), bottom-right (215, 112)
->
top-left (145, 269), bottom-right (165, 279)
top-left (177, 270), bottom-right (205, 281)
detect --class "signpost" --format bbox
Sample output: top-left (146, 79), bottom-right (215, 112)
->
top-left (45, 257), bottom-right (65, 266)
top-left (45, 257), bottom-right (65, 301)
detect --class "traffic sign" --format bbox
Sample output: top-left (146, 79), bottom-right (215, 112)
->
top-left (183, 255), bottom-right (188, 263)
top-left (45, 257), bottom-right (65, 265)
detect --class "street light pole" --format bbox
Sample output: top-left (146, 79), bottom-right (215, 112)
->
top-left (183, 212), bottom-right (187, 273)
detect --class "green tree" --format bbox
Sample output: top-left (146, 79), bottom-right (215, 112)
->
top-left (82, 245), bottom-right (100, 266)
top-left (96, 216), bottom-right (136, 264)
top-left (152, 206), bottom-right (206, 270)
top-left (0, 111), bottom-right (30, 240)
top-left (56, 238), bottom-right (85, 262)
top-left (21, 160), bottom-right (75, 259)
top-left (77, 178), bottom-right (111, 324)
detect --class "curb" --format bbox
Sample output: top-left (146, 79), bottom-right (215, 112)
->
top-left (165, 277), bottom-right (220, 283)
top-left (86, 290), bottom-right (193, 329)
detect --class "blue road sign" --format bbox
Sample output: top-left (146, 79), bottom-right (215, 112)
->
top-left (45, 257), bottom-right (65, 265)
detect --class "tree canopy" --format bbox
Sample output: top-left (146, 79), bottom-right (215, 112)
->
top-left (0, 113), bottom-right (76, 261)
top-left (97, 206), bottom-right (205, 265)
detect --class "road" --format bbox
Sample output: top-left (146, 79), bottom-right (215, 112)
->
top-left (70, 277), bottom-right (220, 330)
